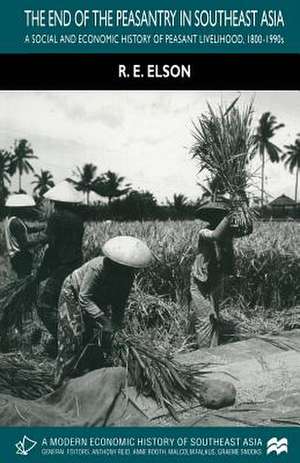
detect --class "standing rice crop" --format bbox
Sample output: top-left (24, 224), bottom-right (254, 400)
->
top-left (0, 219), bottom-right (298, 356)
top-left (83, 220), bottom-right (299, 312)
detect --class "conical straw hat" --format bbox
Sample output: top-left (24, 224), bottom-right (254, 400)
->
top-left (102, 236), bottom-right (153, 269)
top-left (43, 180), bottom-right (82, 203)
top-left (5, 193), bottom-right (35, 207)
top-left (198, 196), bottom-right (231, 220)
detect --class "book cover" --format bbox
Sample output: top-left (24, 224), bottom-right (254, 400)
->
top-left (0, 1), bottom-right (299, 462)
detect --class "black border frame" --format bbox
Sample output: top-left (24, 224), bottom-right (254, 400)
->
top-left (0, 54), bottom-right (298, 90)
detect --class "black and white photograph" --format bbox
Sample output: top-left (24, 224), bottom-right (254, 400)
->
top-left (0, 90), bottom-right (299, 427)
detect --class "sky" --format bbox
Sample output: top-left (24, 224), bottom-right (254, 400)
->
top-left (0, 91), bottom-right (299, 204)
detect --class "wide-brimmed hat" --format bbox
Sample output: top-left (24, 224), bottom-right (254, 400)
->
top-left (5, 193), bottom-right (35, 208)
top-left (102, 236), bottom-right (153, 269)
top-left (198, 196), bottom-right (231, 220)
top-left (43, 180), bottom-right (82, 204)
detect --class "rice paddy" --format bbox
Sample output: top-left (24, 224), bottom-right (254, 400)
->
top-left (0, 219), bottom-right (299, 352)
top-left (0, 218), bottom-right (299, 403)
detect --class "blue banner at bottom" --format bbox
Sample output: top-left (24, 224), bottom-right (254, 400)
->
top-left (0, 427), bottom-right (298, 463)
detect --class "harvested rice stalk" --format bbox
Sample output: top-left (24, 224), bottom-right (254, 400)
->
top-left (0, 273), bottom-right (39, 332)
top-left (220, 305), bottom-right (284, 340)
top-left (191, 98), bottom-right (257, 226)
top-left (113, 332), bottom-right (211, 419)
top-left (0, 353), bottom-right (54, 400)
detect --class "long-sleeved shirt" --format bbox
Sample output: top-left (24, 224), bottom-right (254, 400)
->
top-left (5, 216), bottom-right (45, 257)
top-left (70, 256), bottom-right (134, 329)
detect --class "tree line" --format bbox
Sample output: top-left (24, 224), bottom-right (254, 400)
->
top-left (0, 139), bottom-right (197, 220)
top-left (0, 110), bottom-right (299, 220)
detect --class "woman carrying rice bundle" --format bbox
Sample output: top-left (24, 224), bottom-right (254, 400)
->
top-left (55, 236), bottom-right (153, 385)
top-left (189, 99), bottom-right (256, 348)
top-left (189, 196), bottom-right (252, 348)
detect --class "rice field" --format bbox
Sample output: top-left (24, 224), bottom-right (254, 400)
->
top-left (83, 220), bottom-right (299, 305)
top-left (83, 220), bottom-right (300, 347)
top-left (0, 219), bottom-right (299, 352)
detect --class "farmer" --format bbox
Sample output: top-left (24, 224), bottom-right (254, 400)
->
top-left (55, 236), bottom-right (153, 385)
top-left (189, 196), bottom-right (237, 348)
top-left (4, 193), bottom-right (45, 278)
top-left (36, 181), bottom-right (84, 342)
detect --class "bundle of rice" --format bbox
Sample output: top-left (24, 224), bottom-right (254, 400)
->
top-left (113, 332), bottom-right (211, 419)
top-left (124, 285), bottom-right (191, 352)
top-left (191, 98), bottom-right (257, 229)
top-left (220, 305), bottom-right (284, 340)
top-left (284, 306), bottom-right (300, 331)
top-left (0, 273), bottom-right (39, 333)
top-left (0, 353), bottom-right (54, 400)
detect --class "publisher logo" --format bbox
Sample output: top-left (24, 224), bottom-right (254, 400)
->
top-left (266, 437), bottom-right (288, 455)
top-left (15, 436), bottom-right (37, 456)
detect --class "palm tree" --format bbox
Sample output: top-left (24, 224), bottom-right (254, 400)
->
top-left (281, 135), bottom-right (300, 203)
top-left (167, 193), bottom-right (189, 219)
top-left (0, 150), bottom-right (12, 206)
top-left (95, 171), bottom-right (131, 205)
top-left (71, 163), bottom-right (98, 204)
top-left (252, 113), bottom-right (284, 207)
top-left (168, 193), bottom-right (188, 209)
top-left (121, 190), bottom-right (157, 220)
top-left (31, 169), bottom-right (55, 197)
top-left (9, 139), bottom-right (37, 192)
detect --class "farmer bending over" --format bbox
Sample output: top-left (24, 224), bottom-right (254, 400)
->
top-left (4, 194), bottom-right (45, 278)
top-left (55, 236), bottom-right (153, 385)
top-left (189, 196), bottom-right (252, 348)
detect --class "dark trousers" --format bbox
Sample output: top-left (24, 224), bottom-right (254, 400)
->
top-left (10, 252), bottom-right (33, 279)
